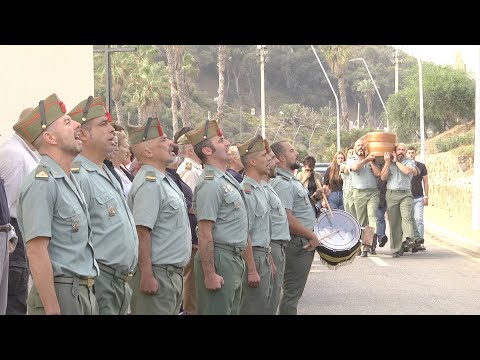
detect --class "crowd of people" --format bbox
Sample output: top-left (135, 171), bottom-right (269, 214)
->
top-left (0, 92), bottom-right (429, 315)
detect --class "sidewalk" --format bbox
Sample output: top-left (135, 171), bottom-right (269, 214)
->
top-left (424, 205), bottom-right (480, 255)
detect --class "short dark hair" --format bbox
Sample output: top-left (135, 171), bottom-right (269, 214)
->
top-left (270, 141), bottom-right (288, 158)
top-left (407, 145), bottom-right (417, 151)
top-left (194, 138), bottom-right (215, 163)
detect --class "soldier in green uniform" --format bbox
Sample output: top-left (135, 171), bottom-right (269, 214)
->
top-left (237, 135), bottom-right (272, 315)
top-left (127, 118), bottom-right (191, 315)
top-left (262, 149), bottom-right (290, 315)
top-left (346, 139), bottom-right (381, 257)
top-left (14, 93), bottom-right (99, 315)
top-left (186, 120), bottom-right (248, 315)
top-left (68, 96), bottom-right (139, 315)
top-left (270, 140), bottom-right (319, 315)
top-left (340, 147), bottom-right (356, 218)
top-left (381, 143), bottom-right (423, 257)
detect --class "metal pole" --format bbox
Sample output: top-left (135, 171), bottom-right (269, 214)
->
top-left (293, 124), bottom-right (304, 146)
top-left (105, 45), bottom-right (111, 113)
top-left (239, 106), bottom-right (242, 141)
top-left (254, 124), bottom-right (261, 137)
top-left (350, 57), bottom-right (389, 131)
top-left (258, 45), bottom-right (266, 138)
top-left (309, 124), bottom-right (320, 150)
top-left (394, 48), bottom-right (399, 94)
top-left (357, 102), bottom-right (360, 128)
top-left (472, 47), bottom-right (480, 230)
top-left (310, 45), bottom-right (341, 151)
top-left (418, 59), bottom-right (425, 163)
top-left (273, 124), bottom-right (283, 142)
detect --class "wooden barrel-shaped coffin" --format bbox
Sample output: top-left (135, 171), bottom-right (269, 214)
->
top-left (362, 132), bottom-right (397, 157)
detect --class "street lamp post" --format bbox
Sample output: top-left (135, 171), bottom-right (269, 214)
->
top-left (273, 123), bottom-right (284, 142)
top-left (257, 45), bottom-right (267, 138)
top-left (309, 123), bottom-right (321, 150)
top-left (349, 57), bottom-right (389, 130)
top-left (293, 124), bottom-right (304, 146)
top-left (254, 124), bottom-right (261, 137)
top-left (310, 45), bottom-right (341, 151)
top-left (418, 58), bottom-right (425, 163)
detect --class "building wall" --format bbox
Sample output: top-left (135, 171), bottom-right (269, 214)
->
top-left (0, 45), bottom-right (93, 143)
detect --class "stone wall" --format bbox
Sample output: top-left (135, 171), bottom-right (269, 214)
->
top-left (425, 152), bottom-right (473, 219)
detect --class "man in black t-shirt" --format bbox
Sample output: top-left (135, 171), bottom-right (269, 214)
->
top-left (406, 146), bottom-right (428, 251)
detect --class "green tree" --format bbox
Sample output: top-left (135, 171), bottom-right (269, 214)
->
top-left (387, 62), bottom-right (474, 142)
top-left (356, 78), bottom-right (376, 128)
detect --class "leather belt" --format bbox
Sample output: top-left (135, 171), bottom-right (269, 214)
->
top-left (98, 263), bottom-right (133, 282)
top-left (152, 264), bottom-right (184, 275)
top-left (253, 246), bottom-right (271, 254)
top-left (54, 276), bottom-right (95, 288)
top-left (214, 242), bottom-right (244, 255)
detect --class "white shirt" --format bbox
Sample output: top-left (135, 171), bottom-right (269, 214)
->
top-left (115, 167), bottom-right (132, 196)
top-left (0, 134), bottom-right (40, 217)
top-left (177, 157), bottom-right (203, 190)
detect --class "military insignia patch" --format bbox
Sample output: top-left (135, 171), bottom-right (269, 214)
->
top-left (185, 162), bottom-right (192, 170)
top-left (243, 183), bottom-right (252, 194)
top-left (146, 171), bottom-right (156, 182)
top-left (35, 165), bottom-right (49, 180)
top-left (204, 170), bottom-right (214, 180)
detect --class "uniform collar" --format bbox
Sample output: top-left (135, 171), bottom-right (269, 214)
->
top-left (139, 164), bottom-right (166, 180)
top-left (243, 175), bottom-right (261, 188)
top-left (276, 167), bottom-right (296, 180)
top-left (184, 157), bottom-right (202, 169)
top-left (41, 155), bottom-right (68, 178)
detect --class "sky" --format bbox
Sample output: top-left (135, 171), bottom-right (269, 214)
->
top-left (393, 45), bottom-right (480, 72)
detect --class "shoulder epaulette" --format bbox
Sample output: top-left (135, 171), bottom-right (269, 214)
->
top-left (146, 171), bottom-right (156, 182)
top-left (71, 161), bottom-right (81, 173)
top-left (35, 165), bottom-right (50, 181)
top-left (204, 170), bottom-right (214, 180)
top-left (243, 182), bottom-right (252, 194)
top-left (185, 162), bottom-right (192, 170)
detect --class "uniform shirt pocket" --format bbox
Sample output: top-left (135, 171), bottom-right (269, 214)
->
top-left (220, 191), bottom-right (242, 222)
top-left (95, 193), bottom-right (121, 225)
top-left (57, 205), bottom-right (86, 240)
top-left (164, 199), bottom-right (186, 227)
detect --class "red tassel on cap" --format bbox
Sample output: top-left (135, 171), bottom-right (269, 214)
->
top-left (105, 112), bottom-right (112, 122)
top-left (59, 101), bottom-right (66, 113)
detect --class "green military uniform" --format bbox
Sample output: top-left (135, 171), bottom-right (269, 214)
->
top-left (187, 119), bottom-right (248, 315)
top-left (18, 156), bottom-right (99, 315)
top-left (69, 96), bottom-right (138, 315)
top-left (193, 164), bottom-right (248, 315)
top-left (385, 158), bottom-right (416, 255)
top-left (347, 156), bottom-right (379, 253)
top-left (272, 167), bottom-right (316, 315)
top-left (237, 136), bottom-right (272, 315)
top-left (72, 155), bottom-right (138, 315)
top-left (14, 93), bottom-right (98, 315)
top-left (128, 165), bottom-right (191, 314)
top-left (263, 181), bottom-right (290, 315)
top-left (127, 118), bottom-right (191, 315)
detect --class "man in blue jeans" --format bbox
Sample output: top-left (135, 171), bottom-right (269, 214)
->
top-left (406, 146), bottom-right (428, 251)
top-left (374, 177), bottom-right (388, 253)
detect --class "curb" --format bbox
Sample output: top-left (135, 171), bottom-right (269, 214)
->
top-left (425, 222), bottom-right (480, 255)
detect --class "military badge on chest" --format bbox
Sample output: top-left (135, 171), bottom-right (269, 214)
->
top-left (71, 218), bottom-right (80, 233)
top-left (108, 205), bottom-right (116, 217)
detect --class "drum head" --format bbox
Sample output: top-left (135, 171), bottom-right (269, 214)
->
top-left (314, 209), bottom-right (361, 269)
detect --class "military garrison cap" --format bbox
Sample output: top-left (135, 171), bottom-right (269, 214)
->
top-left (185, 120), bottom-right (223, 147)
top-left (176, 134), bottom-right (190, 145)
top-left (127, 117), bottom-right (165, 145)
top-left (237, 135), bottom-right (270, 157)
top-left (67, 96), bottom-right (112, 124)
top-left (13, 93), bottom-right (67, 144)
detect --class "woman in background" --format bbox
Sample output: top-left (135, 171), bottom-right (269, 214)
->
top-left (323, 151), bottom-right (345, 210)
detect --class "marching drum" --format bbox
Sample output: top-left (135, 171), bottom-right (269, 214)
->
top-left (314, 209), bottom-right (361, 269)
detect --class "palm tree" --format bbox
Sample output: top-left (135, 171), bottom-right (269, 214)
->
top-left (356, 78), bottom-right (376, 128)
top-left (173, 45), bottom-right (192, 127)
top-left (321, 45), bottom-right (351, 130)
top-left (162, 45), bottom-right (179, 134)
top-left (217, 45), bottom-right (227, 124)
